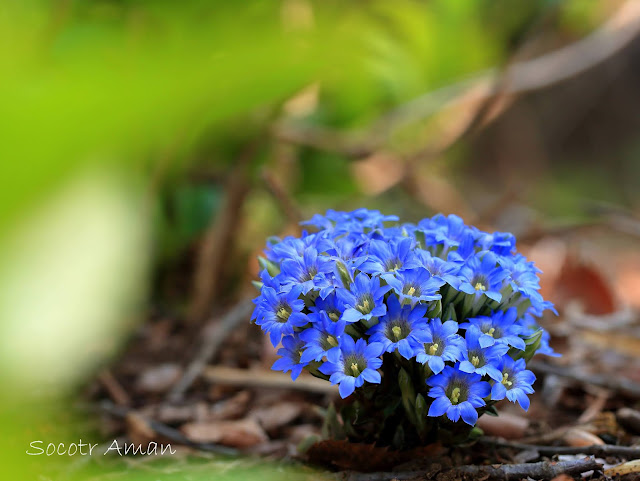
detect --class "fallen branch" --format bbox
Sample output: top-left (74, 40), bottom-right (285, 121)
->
top-left (528, 360), bottom-right (640, 398)
top-left (167, 300), bottom-right (255, 402)
top-left (99, 401), bottom-right (238, 456)
top-left (202, 365), bottom-right (337, 394)
top-left (187, 141), bottom-right (257, 323)
top-left (480, 436), bottom-right (640, 458)
top-left (342, 457), bottom-right (601, 481)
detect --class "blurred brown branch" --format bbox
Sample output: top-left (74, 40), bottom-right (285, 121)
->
top-left (187, 143), bottom-right (258, 323)
top-left (168, 300), bottom-right (255, 402)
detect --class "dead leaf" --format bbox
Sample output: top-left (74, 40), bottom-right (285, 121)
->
top-left (477, 412), bottom-right (529, 439)
top-left (552, 255), bottom-right (616, 315)
top-left (605, 459), bottom-right (640, 476)
top-left (550, 475), bottom-right (574, 481)
top-left (181, 418), bottom-right (268, 448)
top-left (136, 364), bottom-right (182, 393)
top-left (126, 412), bottom-right (156, 447)
top-left (562, 428), bottom-right (604, 447)
top-left (210, 390), bottom-right (251, 420)
top-left (250, 401), bottom-right (304, 432)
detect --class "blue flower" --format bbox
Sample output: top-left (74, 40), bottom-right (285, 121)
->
top-left (490, 356), bottom-right (536, 410)
top-left (359, 238), bottom-right (421, 275)
top-left (336, 273), bottom-right (391, 323)
top-left (458, 252), bottom-right (508, 302)
top-left (460, 308), bottom-right (526, 350)
top-left (458, 326), bottom-right (510, 381)
top-left (308, 292), bottom-right (343, 322)
top-left (500, 254), bottom-right (542, 298)
top-left (301, 208), bottom-right (398, 234)
top-left (416, 250), bottom-right (462, 289)
top-left (418, 213), bottom-right (473, 250)
top-left (367, 295), bottom-right (431, 360)
top-left (253, 286), bottom-right (308, 346)
top-left (299, 311), bottom-right (346, 363)
top-left (427, 365), bottom-right (491, 425)
top-left (413, 318), bottom-right (465, 374)
top-left (319, 335), bottom-right (384, 398)
top-left (272, 334), bottom-right (308, 380)
top-left (280, 247), bottom-right (334, 295)
top-left (267, 232), bottom-right (332, 264)
top-left (326, 233), bottom-right (369, 268)
top-left (476, 231), bottom-right (516, 256)
top-left (383, 268), bottom-right (443, 305)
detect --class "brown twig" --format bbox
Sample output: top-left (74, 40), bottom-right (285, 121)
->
top-left (202, 365), bottom-right (337, 394)
top-left (99, 401), bottom-right (238, 456)
top-left (262, 168), bottom-right (303, 224)
top-left (167, 300), bottom-right (255, 402)
top-left (342, 457), bottom-right (602, 481)
top-left (529, 360), bottom-right (640, 398)
top-left (187, 142), bottom-right (257, 323)
top-left (97, 369), bottom-right (131, 406)
top-left (480, 436), bottom-right (640, 458)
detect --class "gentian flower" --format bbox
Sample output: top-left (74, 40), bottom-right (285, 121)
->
top-left (418, 213), bottom-right (474, 252)
top-left (461, 307), bottom-right (526, 350)
top-left (253, 209), bottom-right (557, 442)
top-left (336, 273), bottom-right (391, 323)
top-left (416, 250), bottom-right (462, 289)
top-left (359, 238), bottom-right (421, 275)
top-left (367, 295), bottom-right (431, 359)
top-left (383, 268), bottom-right (443, 305)
top-left (272, 335), bottom-right (308, 380)
top-left (458, 252), bottom-right (508, 302)
top-left (267, 232), bottom-right (332, 264)
top-left (308, 292), bottom-right (343, 322)
top-left (280, 246), bottom-right (334, 295)
top-left (459, 326), bottom-right (510, 381)
top-left (319, 335), bottom-right (384, 398)
top-left (476, 231), bottom-right (516, 256)
top-left (427, 366), bottom-right (491, 425)
top-left (490, 356), bottom-right (536, 410)
top-left (253, 286), bottom-right (308, 346)
top-left (413, 318), bottom-right (465, 374)
top-left (299, 311), bottom-right (346, 363)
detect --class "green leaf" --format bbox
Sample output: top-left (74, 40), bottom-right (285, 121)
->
top-left (258, 256), bottom-right (280, 277)
top-left (442, 303), bottom-right (457, 322)
top-left (510, 329), bottom-right (543, 362)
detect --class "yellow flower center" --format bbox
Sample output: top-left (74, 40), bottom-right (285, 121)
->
top-left (407, 286), bottom-right (416, 296)
top-left (450, 387), bottom-right (461, 404)
top-left (474, 282), bottom-right (486, 291)
top-left (502, 373), bottom-right (513, 387)
top-left (428, 343), bottom-right (439, 356)
top-left (350, 362), bottom-right (360, 376)
top-left (487, 327), bottom-right (495, 337)
top-left (326, 335), bottom-right (339, 348)
top-left (328, 312), bottom-right (340, 322)
top-left (392, 326), bottom-right (402, 341)
top-left (471, 355), bottom-right (481, 367)
top-left (359, 299), bottom-right (371, 312)
top-left (277, 307), bottom-right (290, 321)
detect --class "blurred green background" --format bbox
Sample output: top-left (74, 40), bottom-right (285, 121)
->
top-left (1, 0), bottom-right (639, 478)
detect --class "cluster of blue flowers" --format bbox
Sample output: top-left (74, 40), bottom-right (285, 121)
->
top-left (252, 209), bottom-right (556, 429)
